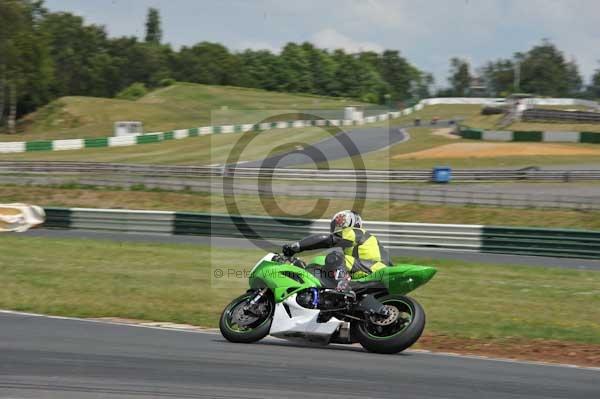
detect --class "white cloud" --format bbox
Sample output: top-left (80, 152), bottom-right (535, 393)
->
top-left (312, 28), bottom-right (384, 53)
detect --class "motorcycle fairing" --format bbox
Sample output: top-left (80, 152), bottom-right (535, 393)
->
top-left (249, 255), bottom-right (322, 303)
top-left (309, 255), bottom-right (437, 295)
top-left (269, 294), bottom-right (343, 344)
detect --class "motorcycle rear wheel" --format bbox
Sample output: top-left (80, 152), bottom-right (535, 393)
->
top-left (219, 292), bottom-right (274, 343)
top-left (352, 295), bottom-right (425, 354)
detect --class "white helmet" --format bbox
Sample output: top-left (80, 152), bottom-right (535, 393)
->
top-left (330, 210), bottom-right (363, 233)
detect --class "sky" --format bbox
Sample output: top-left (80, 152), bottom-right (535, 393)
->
top-left (44, 0), bottom-right (600, 88)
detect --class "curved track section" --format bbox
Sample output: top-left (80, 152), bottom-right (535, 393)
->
top-left (239, 126), bottom-right (410, 168)
top-left (1, 312), bottom-right (598, 399)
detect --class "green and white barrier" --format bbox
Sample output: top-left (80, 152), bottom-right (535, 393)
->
top-left (0, 112), bottom-right (403, 154)
top-left (458, 126), bottom-right (600, 143)
top-left (42, 207), bottom-right (600, 259)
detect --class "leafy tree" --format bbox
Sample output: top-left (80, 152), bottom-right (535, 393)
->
top-left (519, 40), bottom-right (575, 96)
top-left (565, 59), bottom-right (583, 96)
top-left (1, 0), bottom-right (52, 132)
top-left (331, 50), bottom-right (386, 101)
top-left (379, 50), bottom-right (417, 101)
top-left (174, 42), bottom-right (238, 85)
top-left (145, 8), bottom-right (162, 45)
top-left (481, 59), bottom-right (514, 96)
top-left (588, 66), bottom-right (600, 99)
top-left (279, 43), bottom-right (313, 93)
top-left (411, 72), bottom-right (434, 100)
top-left (448, 57), bottom-right (471, 96)
top-left (301, 43), bottom-right (337, 96)
top-left (236, 49), bottom-right (280, 90)
top-left (40, 12), bottom-right (113, 97)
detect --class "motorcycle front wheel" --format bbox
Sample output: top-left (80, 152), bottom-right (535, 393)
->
top-left (219, 291), bottom-right (274, 343)
top-left (352, 295), bottom-right (425, 354)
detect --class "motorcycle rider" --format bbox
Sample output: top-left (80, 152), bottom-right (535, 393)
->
top-left (282, 210), bottom-right (391, 293)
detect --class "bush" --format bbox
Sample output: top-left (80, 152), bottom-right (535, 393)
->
top-left (360, 93), bottom-right (379, 104)
top-left (159, 78), bottom-right (175, 87)
top-left (116, 83), bottom-right (148, 101)
top-left (481, 106), bottom-right (504, 115)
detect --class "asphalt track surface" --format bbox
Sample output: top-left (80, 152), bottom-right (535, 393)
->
top-left (1, 311), bottom-right (598, 399)
top-left (239, 125), bottom-right (413, 168)
top-left (24, 229), bottom-right (600, 271)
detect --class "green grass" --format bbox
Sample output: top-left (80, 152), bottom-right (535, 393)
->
top-left (4, 184), bottom-right (600, 229)
top-left (1, 235), bottom-right (598, 343)
top-left (6, 82), bottom-right (371, 141)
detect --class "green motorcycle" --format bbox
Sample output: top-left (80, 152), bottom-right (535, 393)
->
top-left (220, 252), bottom-right (436, 354)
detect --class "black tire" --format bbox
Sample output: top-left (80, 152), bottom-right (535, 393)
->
top-left (352, 295), bottom-right (425, 354)
top-left (219, 292), bottom-right (274, 343)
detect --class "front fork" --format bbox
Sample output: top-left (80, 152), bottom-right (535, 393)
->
top-left (243, 288), bottom-right (268, 314)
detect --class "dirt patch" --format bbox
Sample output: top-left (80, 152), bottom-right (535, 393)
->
top-left (432, 128), bottom-right (460, 139)
top-left (415, 333), bottom-right (600, 368)
top-left (394, 142), bottom-right (600, 159)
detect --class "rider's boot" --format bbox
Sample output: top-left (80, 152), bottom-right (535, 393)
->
top-left (356, 294), bottom-right (390, 317)
top-left (323, 251), bottom-right (353, 293)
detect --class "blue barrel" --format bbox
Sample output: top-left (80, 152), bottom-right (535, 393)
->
top-left (432, 166), bottom-right (452, 183)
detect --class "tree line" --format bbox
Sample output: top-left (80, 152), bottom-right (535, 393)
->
top-left (1, 1), bottom-right (600, 134)
top-left (446, 40), bottom-right (599, 99)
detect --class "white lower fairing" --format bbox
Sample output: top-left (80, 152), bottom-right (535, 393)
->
top-left (269, 294), bottom-right (343, 344)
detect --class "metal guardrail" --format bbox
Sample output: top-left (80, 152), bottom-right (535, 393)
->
top-left (523, 108), bottom-right (600, 123)
top-left (3, 175), bottom-right (600, 211)
top-left (2, 161), bottom-right (600, 182)
top-left (42, 207), bottom-right (600, 259)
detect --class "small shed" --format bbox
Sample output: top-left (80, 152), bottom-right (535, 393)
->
top-left (114, 121), bottom-right (143, 136)
top-left (344, 106), bottom-right (364, 121)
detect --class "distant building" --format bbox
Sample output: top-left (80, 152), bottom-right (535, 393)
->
top-left (469, 77), bottom-right (488, 97)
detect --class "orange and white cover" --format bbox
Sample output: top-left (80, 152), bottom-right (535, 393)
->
top-left (0, 204), bottom-right (45, 232)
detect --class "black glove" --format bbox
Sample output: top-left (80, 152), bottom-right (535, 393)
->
top-left (282, 243), bottom-right (297, 258)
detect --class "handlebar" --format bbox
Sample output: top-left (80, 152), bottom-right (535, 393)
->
top-left (273, 253), bottom-right (306, 268)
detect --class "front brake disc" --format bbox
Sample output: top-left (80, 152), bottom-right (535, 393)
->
top-left (232, 303), bottom-right (259, 327)
top-left (370, 305), bottom-right (400, 326)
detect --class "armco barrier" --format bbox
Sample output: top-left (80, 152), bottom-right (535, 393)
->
top-left (3, 161), bottom-right (600, 182)
top-left (522, 108), bottom-right (600, 123)
top-left (42, 207), bottom-right (600, 259)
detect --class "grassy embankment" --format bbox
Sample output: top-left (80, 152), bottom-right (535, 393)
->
top-left (7, 82), bottom-right (372, 141)
top-left (0, 82), bottom-right (378, 164)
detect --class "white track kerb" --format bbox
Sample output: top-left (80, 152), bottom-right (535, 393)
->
top-left (3, 97), bottom-right (597, 154)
